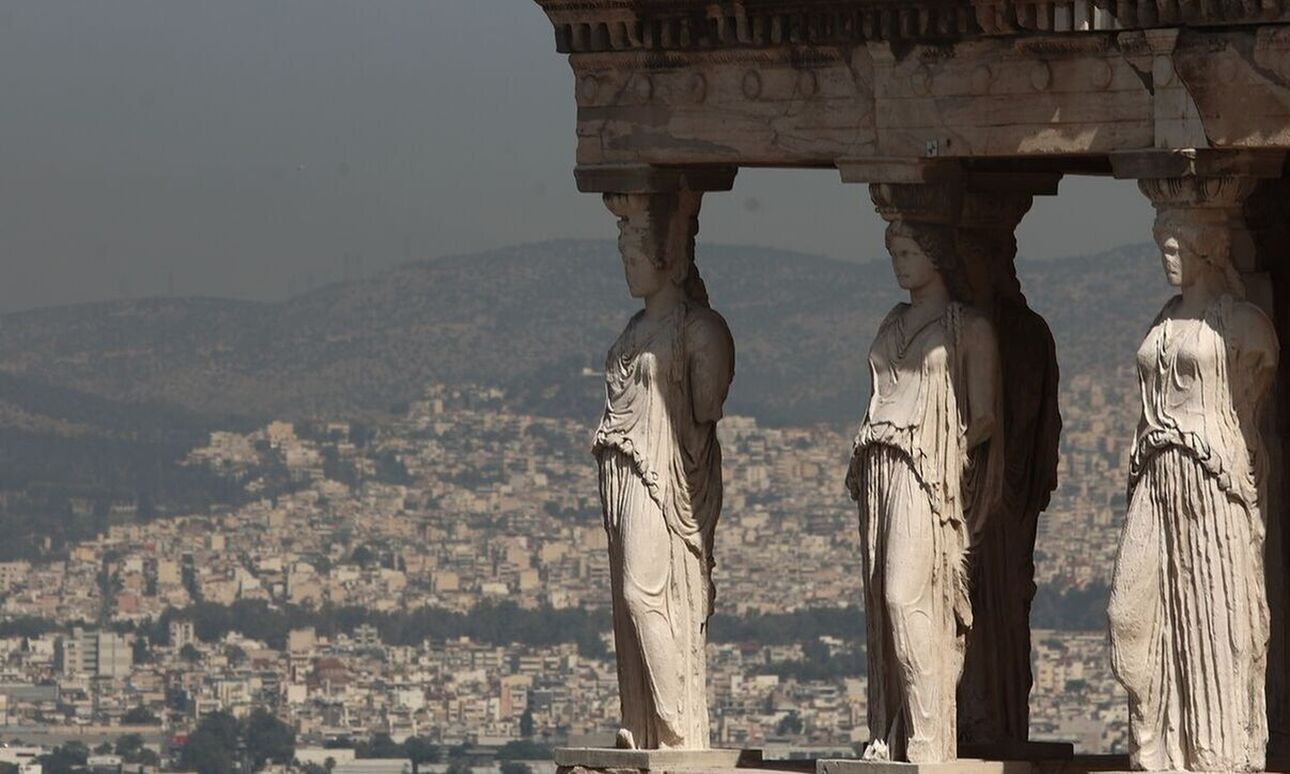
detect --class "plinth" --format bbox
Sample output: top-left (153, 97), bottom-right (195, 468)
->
top-left (555, 748), bottom-right (764, 773)
top-left (817, 759), bottom-right (1034, 774)
top-left (959, 742), bottom-right (1075, 761)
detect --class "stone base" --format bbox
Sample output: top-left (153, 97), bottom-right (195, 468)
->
top-left (959, 742), bottom-right (1075, 761)
top-left (555, 748), bottom-right (763, 771)
top-left (818, 760), bottom-right (1034, 774)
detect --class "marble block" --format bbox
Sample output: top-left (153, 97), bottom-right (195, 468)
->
top-left (817, 759), bottom-right (1034, 774)
top-left (555, 747), bottom-right (762, 771)
top-left (959, 741), bottom-right (1074, 761)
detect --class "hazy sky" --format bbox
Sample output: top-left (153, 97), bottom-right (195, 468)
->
top-left (0, 0), bottom-right (1155, 313)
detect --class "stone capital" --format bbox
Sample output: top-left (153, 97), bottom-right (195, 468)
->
top-left (1136, 175), bottom-right (1261, 212)
top-left (575, 164), bottom-right (737, 195)
top-left (869, 180), bottom-right (964, 225)
top-left (1110, 149), bottom-right (1287, 184)
top-left (859, 165), bottom-right (1054, 231)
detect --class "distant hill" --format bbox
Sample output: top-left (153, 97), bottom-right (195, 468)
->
top-left (0, 239), bottom-right (1175, 560)
top-left (0, 239), bottom-right (1170, 433)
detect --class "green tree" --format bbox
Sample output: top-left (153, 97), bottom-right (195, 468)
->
top-left (180, 711), bottom-right (239, 774)
top-left (123, 705), bottom-right (160, 725)
top-left (132, 636), bottom-right (152, 664)
top-left (115, 734), bottom-right (160, 765)
top-left (358, 732), bottom-right (404, 758)
top-left (180, 643), bottom-right (202, 663)
top-left (500, 763), bottom-right (532, 774)
top-left (519, 707), bottom-right (534, 738)
top-left (1, 761), bottom-right (19, 774)
top-left (776, 711), bottom-right (803, 736)
top-left (496, 740), bottom-right (550, 761)
top-left (39, 742), bottom-right (89, 774)
top-left (404, 737), bottom-right (441, 769)
top-left (349, 545), bottom-right (376, 569)
top-left (242, 707), bottom-right (295, 768)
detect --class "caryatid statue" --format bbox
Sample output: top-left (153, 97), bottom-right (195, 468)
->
top-left (593, 190), bottom-right (735, 751)
top-left (957, 205), bottom-right (1062, 749)
top-left (846, 218), bottom-right (1004, 763)
top-left (1108, 201), bottom-right (1278, 772)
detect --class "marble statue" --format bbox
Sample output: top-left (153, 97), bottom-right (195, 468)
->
top-left (846, 219), bottom-right (1004, 764)
top-left (1108, 208), bottom-right (1279, 772)
top-left (958, 225), bottom-right (1062, 747)
top-left (593, 190), bottom-right (736, 751)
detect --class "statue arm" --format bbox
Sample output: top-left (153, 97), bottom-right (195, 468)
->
top-left (963, 313), bottom-right (1000, 449)
top-left (1231, 302), bottom-right (1279, 410)
top-left (688, 310), bottom-right (736, 425)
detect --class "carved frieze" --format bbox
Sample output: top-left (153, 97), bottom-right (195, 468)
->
top-left (535, 0), bottom-right (980, 53)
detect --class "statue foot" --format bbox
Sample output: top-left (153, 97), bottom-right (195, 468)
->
top-left (615, 729), bottom-right (637, 750)
top-left (862, 741), bottom-right (890, 762)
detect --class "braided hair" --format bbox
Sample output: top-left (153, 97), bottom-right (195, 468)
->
top-left (884, 219), bottom-right (973, 303)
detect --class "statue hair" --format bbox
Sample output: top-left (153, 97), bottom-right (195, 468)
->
top-left (1153, 209), bottom-right (1246, 300)
top-left (604, 190), bottom-right (711, 309)
top-left (885, 219), bottom-right (973, 303)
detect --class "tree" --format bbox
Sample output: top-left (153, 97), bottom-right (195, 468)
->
top-left (180, 643), bottom-right (202, 663)
top-left (180, 711), bottom-right (239, 774)
top-left (39, 742), bottom-right (89, 774)
top-left (243, 708), bottom-right (295, 767)
top-left (132, 636), bottom-right (152, 664)
top-left (519, 707), bottom-right (534, 738)
top-left (123, 705), bottom-right (160, 725)
top-left (776, 711), bottom-right (803, 736)
top-left (115, 734), bottom-right (160, 765)
top-left (446, 765), bottom-right (472, 774)
top-left (500, 763), bottom-right (532, 774)
top-left (225, 644), bottom-right (247, 666)
top-left (404, 737), bottom-right (441, 769)
top-left (349, 545), bottom-right (376, 569)
top-left (358, 732), bottom-right (404, 758)
top-left (496, 741), bottom-right (550, 761)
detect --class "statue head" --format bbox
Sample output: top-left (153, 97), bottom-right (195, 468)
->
top-left (884, 219), bottom-right (971, 302)
top-left (604, 191), bottom-right (710, 308)
top-left (1153, 209), bottom-right (1245, 299)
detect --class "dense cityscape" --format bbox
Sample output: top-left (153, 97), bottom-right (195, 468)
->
top-left (0, 374), bottom-right (1139, 773)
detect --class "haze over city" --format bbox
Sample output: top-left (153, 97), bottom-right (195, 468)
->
top-left (0, 0), bottom-right (1154, 313)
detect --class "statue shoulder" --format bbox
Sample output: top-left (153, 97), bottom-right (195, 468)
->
top-left (608, 310), bottom-right (645, 353)
top-left (875, 303), bottom-right (907, 333)
top-left (1226, 297), bottom-right (1278, 358)
top-left (685, 306), bottom-right (735, 360)
top-left (957, 304), bottom-right (997, 341)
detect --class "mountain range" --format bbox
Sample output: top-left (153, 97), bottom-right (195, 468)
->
top-left (0, 239), bottom-right (1171, 437)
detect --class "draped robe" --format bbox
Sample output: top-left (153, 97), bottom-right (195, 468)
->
top-left (594, 301), bottom-right (734, 749)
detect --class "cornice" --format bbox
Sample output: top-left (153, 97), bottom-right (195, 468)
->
top-left (535, 0), bottom-right (1290, 54)
top-left (534, 0), bottom-right (980, 53)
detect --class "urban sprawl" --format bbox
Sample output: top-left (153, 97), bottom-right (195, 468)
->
top-left (0, 377), bottom-right (1135, 772)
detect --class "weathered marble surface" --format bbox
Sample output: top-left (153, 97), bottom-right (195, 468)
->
top-left (554, 748), bottom-right (760, 770)
top-left (1108, 179), bottom-right (1279, 772)
top-left (594, 190), bottom-right (736, 750)
top-left (818, 758), bottom-right (1033, 774)
top-left (847, 218), bottom-right (1004, 763)
top-left (956, 190), bottom-right (1062, 749)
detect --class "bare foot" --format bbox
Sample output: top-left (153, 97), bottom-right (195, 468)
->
top-left (862, 740), bottom-right (889, 761)
top-left (615, 729), bottom-right (637, 750)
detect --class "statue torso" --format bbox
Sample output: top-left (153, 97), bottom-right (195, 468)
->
top-left (1132, 295), bottom-right (1261, 506)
